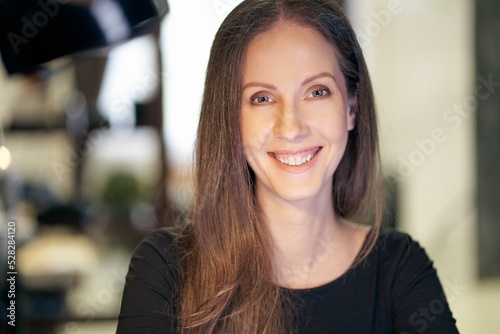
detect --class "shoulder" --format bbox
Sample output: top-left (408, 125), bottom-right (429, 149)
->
top-left (117, 227), bottom-right (186, 333)
top-left (133, 227), bottom-right (183, 256)
top-left (368, 230), bottom-right (459, 332)
top-left (130, 227), bottom-right (182, 260)
top-left (374, 229), bottom-right (427, 259)
top-left (376, 228), bottom-right (416, 248)
top-left (127, 227), bottom-right (185, 278)
top-left (370, 229), bottom-right (434, 279)
top-left (356, 228), bottom-right (442, 302)
top-left (123, 226), bottom-right (189, 299)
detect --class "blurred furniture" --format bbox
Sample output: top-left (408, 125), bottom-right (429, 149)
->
top-left (0, 0), bottom-right (168, 74)
top-left (18, 230), bottom-right (99, 333)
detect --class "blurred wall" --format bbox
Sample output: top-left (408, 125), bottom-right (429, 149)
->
top-left (349, 0), bottom-right (475, 279)
top-left (349, 1), bottom-right (487, 331)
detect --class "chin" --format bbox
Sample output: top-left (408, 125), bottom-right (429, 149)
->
top-left (272, 182), bottom-right (326, 203)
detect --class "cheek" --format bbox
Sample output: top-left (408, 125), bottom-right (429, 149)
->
top-left (241, 113), bottom-right (273, 153)
top-left (242, 132), bottom-right (266, 163)
top-left (317, 106), bottom-right (350, 135)
top-left (241, 121), bottom-right (259, 165)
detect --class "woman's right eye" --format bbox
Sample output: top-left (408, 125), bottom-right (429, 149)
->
top-left (251, 95), bottom-right (272, 104)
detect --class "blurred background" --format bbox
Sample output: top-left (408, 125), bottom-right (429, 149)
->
top-left (0, 0), bottom-right (498, 333)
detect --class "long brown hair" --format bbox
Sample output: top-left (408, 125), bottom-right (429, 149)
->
top-left (178, 0), bottom-right (382, 332)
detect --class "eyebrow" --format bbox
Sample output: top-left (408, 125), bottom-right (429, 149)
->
top-left (242, 82), bottom-right (277, 91)
top-left (242, 72), bottom-right (336, 91)
top-left (302, 72), bottom-right (337, 86)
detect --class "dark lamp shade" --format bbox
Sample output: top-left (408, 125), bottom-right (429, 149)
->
top-left (0, 0), bottom-right (168, 74)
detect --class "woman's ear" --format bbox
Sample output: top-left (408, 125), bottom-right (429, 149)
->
top-left (347, 95), bottom-right (357, 131)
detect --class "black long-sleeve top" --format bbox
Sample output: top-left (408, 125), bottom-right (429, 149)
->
top-left (117, 228), bottom-right (459, 333)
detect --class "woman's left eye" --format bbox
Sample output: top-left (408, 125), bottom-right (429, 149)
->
top-left (308, 88), bottom-right (331, 98)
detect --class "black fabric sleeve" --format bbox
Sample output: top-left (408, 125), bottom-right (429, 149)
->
top-left (116, 229), bottom-right (181, 334)
top-left (385, 232), bottom-right (459, 334)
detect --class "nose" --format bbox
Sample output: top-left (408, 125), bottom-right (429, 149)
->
top-left (273, 101), bottom-right (309, 141)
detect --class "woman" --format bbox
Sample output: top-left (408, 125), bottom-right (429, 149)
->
top-left (117, 0), bottom-right (459, 333)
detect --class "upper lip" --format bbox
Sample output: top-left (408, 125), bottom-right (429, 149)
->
top-left (269, 146), bottom-right (321, 157)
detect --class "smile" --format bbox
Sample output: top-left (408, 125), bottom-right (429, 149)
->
top-left (272, 148), bottom-right (321, 167)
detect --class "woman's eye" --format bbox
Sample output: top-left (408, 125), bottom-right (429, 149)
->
top-left (308, 88), bottom-right (331, 98)
top-left (251, 95), bottom-right (271, 104)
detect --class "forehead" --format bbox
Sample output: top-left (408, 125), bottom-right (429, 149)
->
top-left (242, 21), bottom-right (345, 86)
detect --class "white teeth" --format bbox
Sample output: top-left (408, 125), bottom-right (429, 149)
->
top-left (274, 152), bottom-right (316, 166)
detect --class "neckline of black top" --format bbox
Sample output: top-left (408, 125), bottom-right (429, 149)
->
top-left (280, 226), bottom-right (375, 295)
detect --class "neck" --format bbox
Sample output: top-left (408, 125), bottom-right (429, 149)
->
top-left (260, 192), bottom-right (340, 252)
top-left (257, 187), bottom-right (355, 288)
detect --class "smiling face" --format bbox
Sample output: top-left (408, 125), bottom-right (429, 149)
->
top-left (241, 21), bottom-right (356, 204)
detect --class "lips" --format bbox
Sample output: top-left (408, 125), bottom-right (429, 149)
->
top-left (271, 147), bottom-right (321, 167)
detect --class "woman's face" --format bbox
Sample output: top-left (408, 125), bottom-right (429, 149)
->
top-left (241, 21), bottom-right (355, 203)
